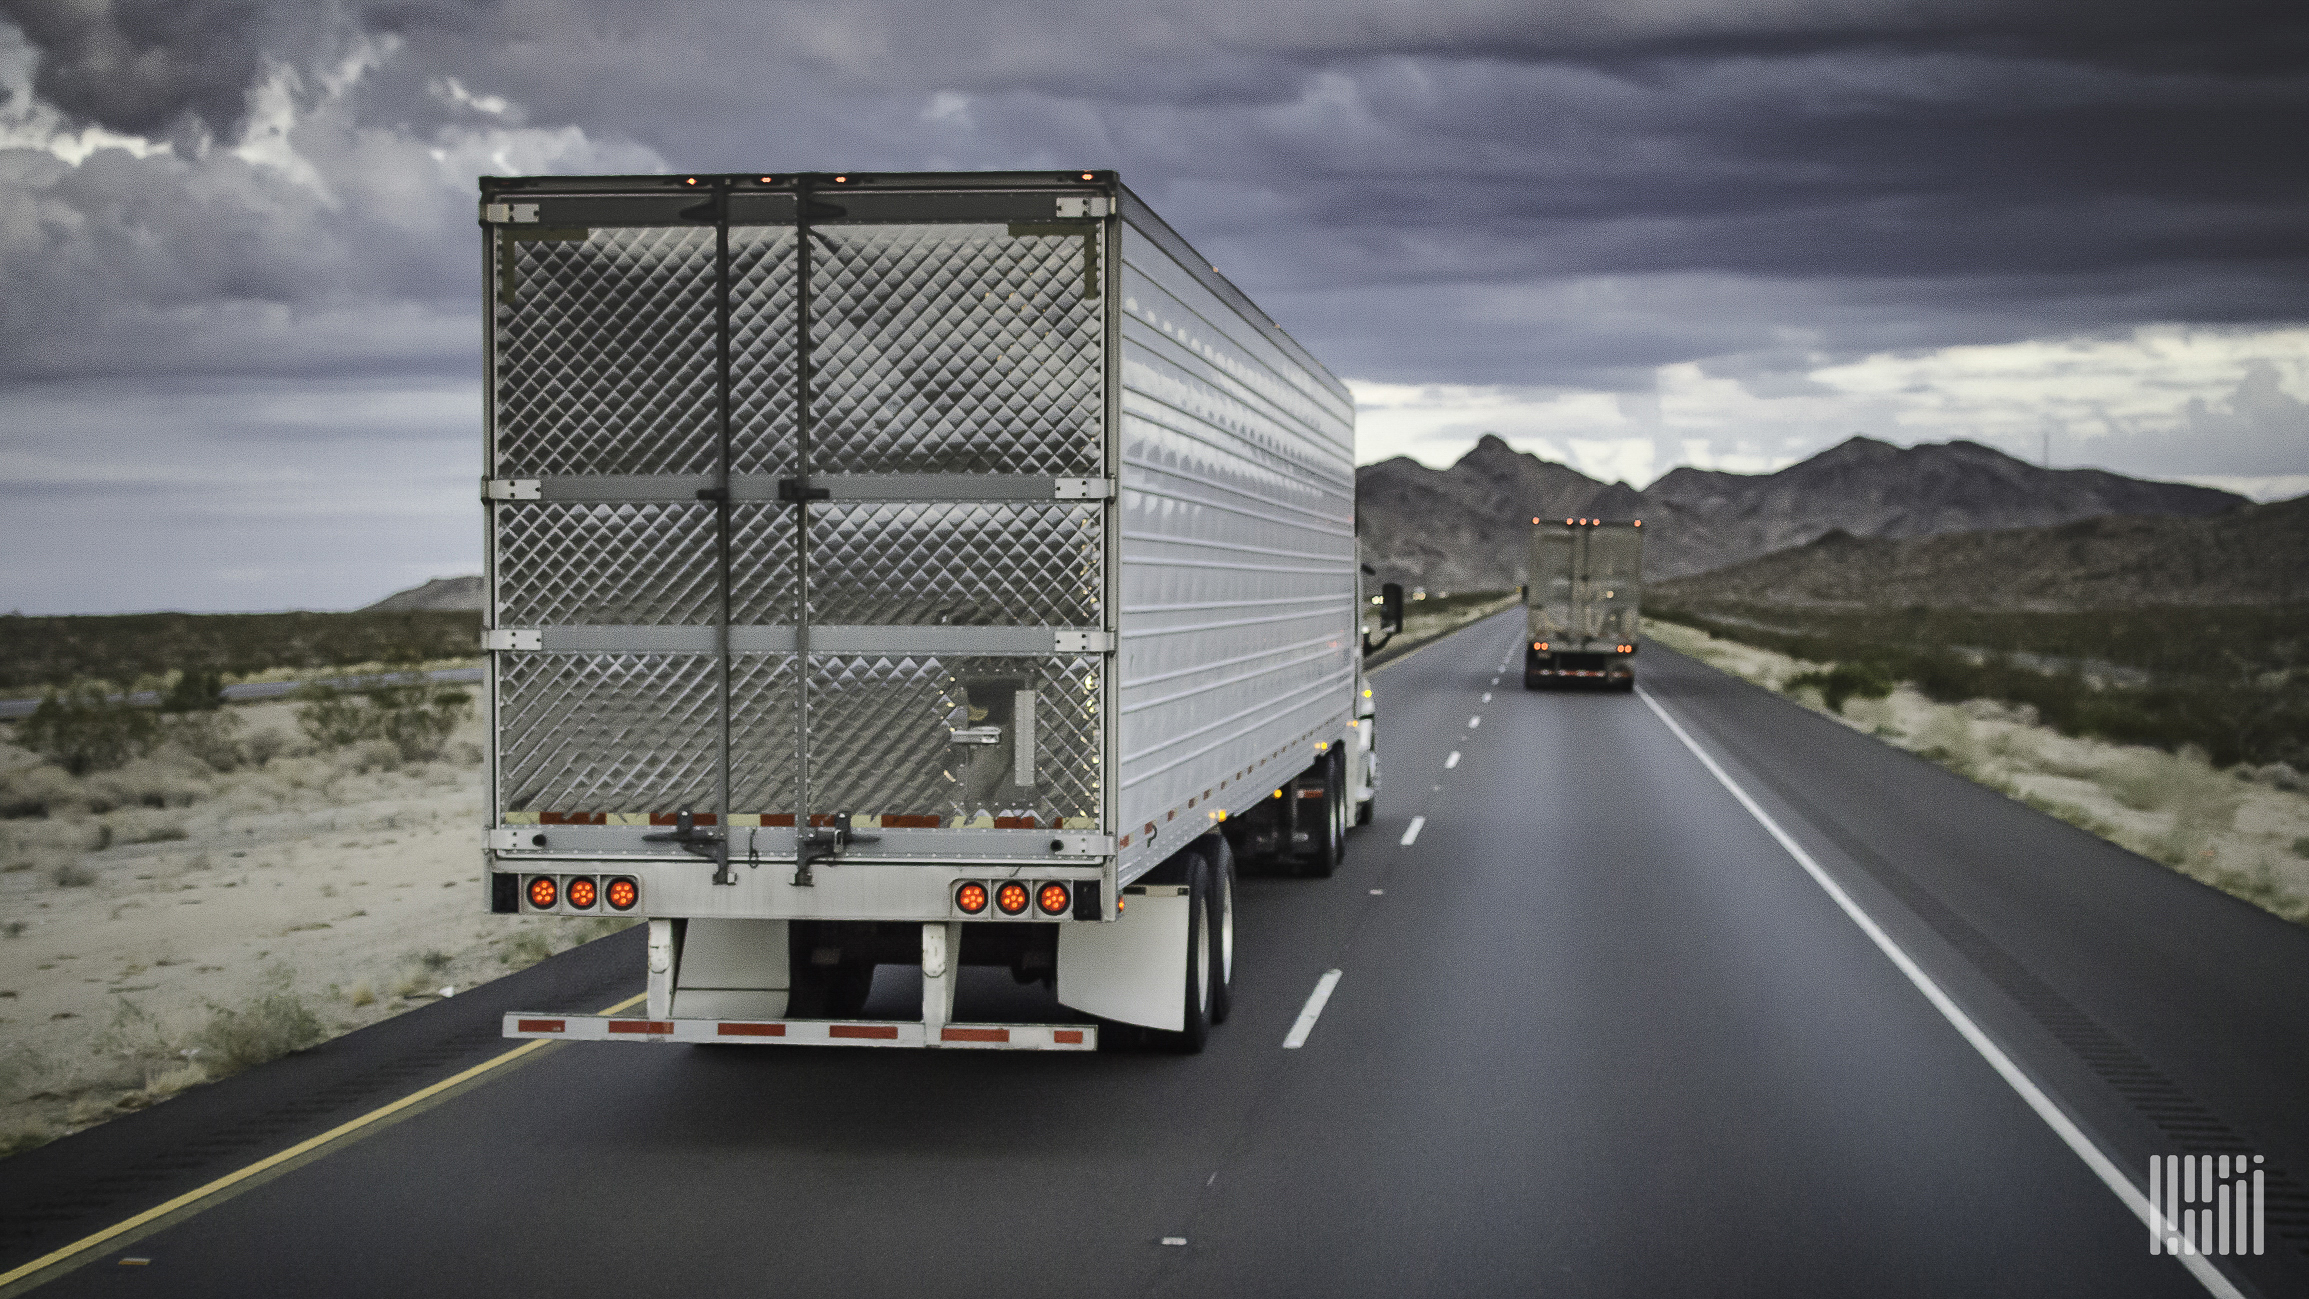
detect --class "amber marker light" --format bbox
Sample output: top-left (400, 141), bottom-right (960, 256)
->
top-left (956, 882), bottom-right (989, 914)
top-left (996, 881), bottom-right (1031, 915)
top-left (566, 876), bottom-right (598, 909)
top-left (606, 877), bottom-right (639, 911)
top-left (1038, 882), bottom-right (1071, 916)
top-left (1079, 171), bottom-right (1096, 180)
top-left (526, 876), bottom-right (557, 909)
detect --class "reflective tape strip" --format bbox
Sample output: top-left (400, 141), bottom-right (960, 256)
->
top-left (502, 1013), bottom-right (1093, 1050)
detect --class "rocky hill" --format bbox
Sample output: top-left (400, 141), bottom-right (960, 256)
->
top-left (1355, 434), bottom-right (2245, 588)
top-left (1649, 494), bottom-right (2309, 612)
top-left (362, 576), bottom-right (483, 612)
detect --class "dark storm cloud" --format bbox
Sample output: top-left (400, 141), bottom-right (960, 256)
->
top-left (0, 0), bottom-right (341, 136)
top-left (0, 0), bottom-right (2303, 388)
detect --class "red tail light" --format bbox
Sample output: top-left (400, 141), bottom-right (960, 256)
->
top-left (1037, 882), bottom-right (1070, 916)
top-left (526, 876), bottom-right (557, 909)
top-left (956, 881), bottom-right (989, 914)
top-left (995, 881), bottom-right (1030, 915)
top-left (566, 876), bottom-right (598, 909)
top-left (605, 877), bottom-right (638, 911)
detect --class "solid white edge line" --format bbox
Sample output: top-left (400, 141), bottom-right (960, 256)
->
top-left (1400, 816), bottom-right (1425, 846)
top-left (1282, 969), bottom-right (1343, 1049)
top-left (1633, 685), bottom-right (2245, 1299)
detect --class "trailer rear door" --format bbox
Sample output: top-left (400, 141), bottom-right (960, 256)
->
top-left (486, 180), bottom-right (1112, 860)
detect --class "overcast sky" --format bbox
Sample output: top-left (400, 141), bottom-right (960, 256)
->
top-left (1, 0), bottom-right (2303, 613)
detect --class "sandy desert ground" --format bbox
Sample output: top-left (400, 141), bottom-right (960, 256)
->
top-left (1644, 619), bottom-right (2309, 926)
top-left (0, 700), bottom-right (625, 1156)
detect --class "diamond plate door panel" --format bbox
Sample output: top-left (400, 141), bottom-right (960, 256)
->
top-left (494, 227), bottom-right (721, 477)
top-left (728, 654), bottom-right (799, 813)
top-left (497, 654), bottom-right (721, 814)
top-left (807, 503), bottom-right (1101, 626)
top-left (804, 655), bottom-right (1101, 827)
top-left (729, 225), bottom-right (800, 476)
top-left (496, 502), bottom-right (722, 626)
top-left (807, 224), bottom-right (1104, 475)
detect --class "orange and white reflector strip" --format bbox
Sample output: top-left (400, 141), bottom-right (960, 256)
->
top-left (502, 1013), bottom-right (1096, 1051)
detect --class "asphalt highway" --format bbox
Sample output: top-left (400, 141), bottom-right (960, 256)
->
top-left (5, 609), bottom-right (2304, 1297)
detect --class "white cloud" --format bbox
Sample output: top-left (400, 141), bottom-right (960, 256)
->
top-left (0, 21), bottom-right (172, 165)
top-left (430, 76), bottom-right (511, 117)
top-left (1353, 326), bottom-right (2309, 493)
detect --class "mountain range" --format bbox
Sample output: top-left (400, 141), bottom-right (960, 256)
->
top-left (1649, 494), bottom-right (2309, 612)
top-left (1355, 435), bottom-right (2246, 588)
top-left (362, 575), bottom-right (483, 612)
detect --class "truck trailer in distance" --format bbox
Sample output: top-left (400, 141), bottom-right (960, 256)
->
top-left (477, 170), bottom-right (1390, 1054)
top-left (1524, 517), bottom-right (1643, 691)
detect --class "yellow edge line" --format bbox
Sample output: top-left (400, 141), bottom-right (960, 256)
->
top-left (0, 990), bottom-right (647, 1287)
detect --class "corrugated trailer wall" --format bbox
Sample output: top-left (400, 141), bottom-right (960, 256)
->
top-left (1111, 199), bottom-right (1359, 883)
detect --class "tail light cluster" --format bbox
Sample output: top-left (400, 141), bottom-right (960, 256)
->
top-left (954, 879), bottom-right (1076, 918)
top-left (522, 874), bottom-right (640, 914)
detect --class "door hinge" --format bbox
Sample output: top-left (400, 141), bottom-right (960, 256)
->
top-left (482, 202), bottom-right (540, 224)
top-left (1053, 630), bottom-right (1115, 653)
top-left (777, 477), bottom-right (831, 504)
top-left (483, 629), bottom-right (541, 651)
top-left (483, 478), bottom-right (541, 501)
top-left (1053, 478), bottom-right (1115, 500)
top-left (1054, 196), bottom-right (1110, 218)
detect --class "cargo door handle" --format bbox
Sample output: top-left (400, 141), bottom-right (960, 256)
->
top-left (777, 478), bottom-right (830, 504)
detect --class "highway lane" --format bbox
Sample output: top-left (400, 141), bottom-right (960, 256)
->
top-left (7, 609), bottom-right (2304, 1296)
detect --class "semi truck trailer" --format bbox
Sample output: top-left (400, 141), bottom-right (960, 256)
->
top-left (1524, 517), bottom-right (1643, 691)
top-left (477, 170), bottom-right (1390, 1053)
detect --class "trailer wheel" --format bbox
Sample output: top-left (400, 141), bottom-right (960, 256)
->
top-left (1302, 747), bottom-right (1345, 879)
top-left (1158, 852), bottom-right (1215, 1053)
top-left (1205, 836), bottom-right (1236, 1025)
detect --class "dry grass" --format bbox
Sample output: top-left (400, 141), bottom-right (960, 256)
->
top-left (1648, 618), bottom-right (2309, 926)
top-left (0, 697), bottom-right (638, 1155)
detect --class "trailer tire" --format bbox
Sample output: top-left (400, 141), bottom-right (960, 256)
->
top-left (1205, 836), bottom-right (1236, 1025)
top-left (1302, 747), bottom-right (1346, 879)
top-left (1157, 852), bottom-right (1215, 1053)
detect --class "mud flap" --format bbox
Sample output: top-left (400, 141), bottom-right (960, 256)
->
top-left (1054, 887), bottom-right (1189, 1031)
top-left (667, 918), bottom-right (791, 1020)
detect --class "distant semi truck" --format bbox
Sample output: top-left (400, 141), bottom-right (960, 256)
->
top-left (1524, 517), bottom-right (1643, 691)
top-left (476, 170), bottom-right (1395, 1054)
